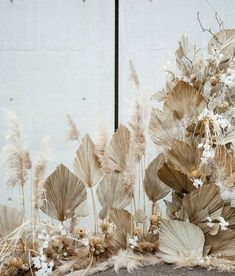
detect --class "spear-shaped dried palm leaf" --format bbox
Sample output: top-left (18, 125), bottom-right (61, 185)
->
top-left (144, 154), bottom-right (171, 202)
top-left (74, 134), bottom-right (101, 188)
top-left (205, 229), bottom-right (235, 257)
top-left (149, 108), bottom-right (182, 149)
top-left (40, 164), bottom-right (87, 222)
top-left (107, 125), bottom-right (131, 172)
top-left (165, 140), bottom-right (201, 176)
top-left (110, 208), bottom-right (132, 250)
top-left (159, 219), bottom-right (205, 263)
top-left (0, 204), bottom-right (23, 238)
top-left (182, 184), bottom-right (224, 232)
top-left (96, 173), bottom-right (132, 219)
top-left (164, 81), bottom-right (206, 120)
top-left (158, 162), bottom-right (195, 194)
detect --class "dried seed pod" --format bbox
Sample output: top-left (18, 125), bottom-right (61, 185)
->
top-left (210, 76), bottom-right (218, 86)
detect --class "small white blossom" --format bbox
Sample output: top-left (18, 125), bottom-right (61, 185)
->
top-left (206, 216), bottom-right (215, 228)
top-left (128, 235), bottom-right (138, 249)
top-left (81, 238), bottom-right (89, 247)
top-left (218, 216), bottom-right (229, 231)
top-left (220, 68), bottom-right (235, 89)
top-left (193, 178), bottom-right (203, 188)
top-left (198, 142), bottom-right (215, 164)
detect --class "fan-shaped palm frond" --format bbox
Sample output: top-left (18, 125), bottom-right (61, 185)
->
top-left (0, 204), bottom-right (23, 238)
top-left (165, 140), bottom-right (201, 176)
top-left (110, 208), bottom-right (132, 250)
top-left (149, 108), bottom-right (182, 149)
top-left (96, 173), bottom-right (132, 219)
top-left (158, 162), bottom-right (194, 194)
top-left (159, 219), bottom-right (204, 263)
top-left (107, 125), bottom-right (131, 172)
top-left (164, 80), bottom-right (206, 120)
top-left (74, 134), bottom-right (101, 188)
top-left (144, 154), bottom-right (171, 202)
top-left (206, 229), bottom-right (235, 257)
top-left (182, 184), bottom-right (223, 232)
top-left (40, 164), bottom-right (87, 222)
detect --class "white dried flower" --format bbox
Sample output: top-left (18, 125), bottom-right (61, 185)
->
top-left (218, 216), bottom-right (229, 231)
top-left (193, 178), bottom-right (203, 188)
top-left (128, 235), bottom-right (138, 249)
top-left (207, 216), bottom-right (215, 228)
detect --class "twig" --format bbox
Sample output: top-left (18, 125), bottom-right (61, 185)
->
top-left (197, 11), bottom-right (222, 45)
top-left (215, 12), bottom-right (225, 31)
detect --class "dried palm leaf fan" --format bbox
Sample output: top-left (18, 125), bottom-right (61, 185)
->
top-left (205, 229), bottom-right (235, 257)
top-left (159, 219), bottom-right (205, 265)
top-left (74, 134), bottom-right (101, 188)
top-left (74, 134), bottom-right (102, 234)
top-left (214, 146), bottom-right (235, 189)
top-left (158, 162), bottom-right (195, 194)
top-left (96, 173), bottom-right (132, 220)
top-left (163, 80), bottom-right (206, 120)
top-left (107, 124), bottom-right (131, 172)
top-left (40, 164), bottom-right (87, 222)
top-left (110, 208), bottom-right (132, 250)
top-left (182, 184), bottom-right (224, 234)
top-left (165, 140), bottom-right (202, 178)
top-left (222, 206), bottom-right (235, 231)
top-left (208, 29), bottom-right (235, 57)
top-left (0, 204), bottom-right (23, 238)
top-left (144, 153), bottom-right (171, 215)
top-left (149, 108), bottom-right (182, 149)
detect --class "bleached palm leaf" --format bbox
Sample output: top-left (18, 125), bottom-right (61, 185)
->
top-left (164, 81), bottom-right (206, 119)
top-left (74, 200), bottom-right (89, 218)
top-left (222, 206), bottom-right (235, 231)
top-left (182, 184), bottom-right (223, 231)
top-left (165, 140), bottom-right (201, 176)
top-left (206, 229), bottom-right (235, 257)
top-left (149, 108), bottom-right (182, 149)
top-left (74, 134), bottom-right (101, 188)
top-left (208, 29), bottom-right (235, 57)
top-left (96, 173), bottom-right (132, 219)
top-left (41, 164), bottom-right (87, 221)
top-left (144, 154), bottom-right (171, 202)
top-left (135, 209), bottom-right (147, 224)
top-left (110, 208), bottom-right (132, 250)
top-left (159, 219), bottom-right (204, 263)
top-left (158, 162), bottom-right (194, 194)
top-left (0, 204), bottom-right (23, 238)
top-left (107, 125), bottom-right (131, 172)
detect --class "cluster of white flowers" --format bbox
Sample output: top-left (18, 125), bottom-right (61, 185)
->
top-left (198, 108), bottom-right (230, 130)
top-left (220, 68), bottom-right (235, 89)
top-left (128, 235), bottom-right (138, 249)
top-left (198, 142), bottom-right (215, 164)
top-left (206, 216), bottom-right (229, 231)
top-left (32, 230), bottom-right (54, 276)
top-left (218, 216), bottom-right (229, 231)
top-left (192, 178), bottom-right (203, 188)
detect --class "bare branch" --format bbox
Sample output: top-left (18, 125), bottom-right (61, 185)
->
top-left (197, 11), bottom-right (222, 45)
top-left (215, 12), bottom-right (225, 31)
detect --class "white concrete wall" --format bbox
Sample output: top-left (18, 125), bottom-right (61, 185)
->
top-left (0, 0), bottom-right (235, 227)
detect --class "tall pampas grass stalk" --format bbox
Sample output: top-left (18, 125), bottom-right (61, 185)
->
top-left (66, 114), bottom-right (80, 143)
top-left (0, 109), bottom-right (32, 214)
top-left (128, 61), bottom-right (149, 229)
top-left (32, 136), bottom-right (50, 234)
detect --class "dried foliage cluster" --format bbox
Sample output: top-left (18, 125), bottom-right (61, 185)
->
top-left (1, 26), bottom-right (235, 275)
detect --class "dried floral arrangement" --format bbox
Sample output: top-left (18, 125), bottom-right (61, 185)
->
top-left (1, 21), bottom-right (235, 276)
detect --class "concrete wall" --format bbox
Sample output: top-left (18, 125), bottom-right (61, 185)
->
top-left (0, 0), bottom-right (234, 227)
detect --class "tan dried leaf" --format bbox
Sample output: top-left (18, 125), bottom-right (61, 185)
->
top-left (74, 134), bottom-right (102, 188)
top-left (40, 164), bottom-right (87, 222)
top-left (144, 154), bottom-right (171, 202)
top-left (0, 204), bottom-right (23, 238)
top-left (96, 173), bottom-right (132, 219)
